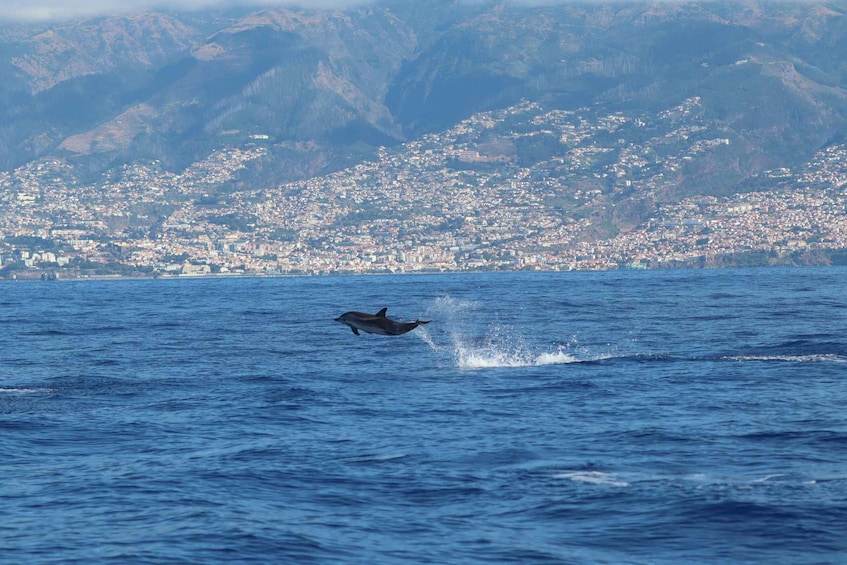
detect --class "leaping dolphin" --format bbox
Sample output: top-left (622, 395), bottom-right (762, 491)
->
top-left (334, 308), bottom-right (431, 336)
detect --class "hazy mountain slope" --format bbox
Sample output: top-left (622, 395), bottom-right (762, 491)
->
top-left (11, 13), bottom-right (201, 93)
top-left (0, 0), bottom-right (846, 196)
top-left (33, 6), bottom-right (419, 175)
top-left (0, 13), bottom-right (203, 171)
top-left (385, 1), bottom-right (847, 198)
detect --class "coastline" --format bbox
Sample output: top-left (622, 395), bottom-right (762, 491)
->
top-left (4, 247), bottom-right (847, 282)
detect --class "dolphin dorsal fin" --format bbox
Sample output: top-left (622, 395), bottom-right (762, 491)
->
top-left (376, 307), bottom-right (388, 317)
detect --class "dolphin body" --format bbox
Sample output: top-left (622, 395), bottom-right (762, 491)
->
top-left (334, 308), bottom-right (430, 336)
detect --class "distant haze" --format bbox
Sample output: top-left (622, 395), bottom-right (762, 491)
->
top-left (0, 0), bottom-right (374, 21)
top-left (0, 0), bottom-right (613, 21)
top-left (0, 0), bottom-right (580, 22)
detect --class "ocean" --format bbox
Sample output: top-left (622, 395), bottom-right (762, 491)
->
top-left (1, 268), bottom-right (846, 564)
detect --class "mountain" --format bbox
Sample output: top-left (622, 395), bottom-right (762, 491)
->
top-left (387, 1), bottom-right (847, 197)
top-left (0, 5), bottom-right (419, 176)
top-left (1, 0), bottom-right (847, 199)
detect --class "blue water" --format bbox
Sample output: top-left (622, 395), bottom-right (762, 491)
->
top-left (2, 268), bottom-right (846, 564)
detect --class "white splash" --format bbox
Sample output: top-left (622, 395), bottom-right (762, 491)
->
top-left (415, 325), bottom-right (440, 351)
top-left (418, 295), bottom-right (584, 369)
top-left (458, 345), bottom-right (579, 369)
top-left (536, 351), bottom-right (581, 366)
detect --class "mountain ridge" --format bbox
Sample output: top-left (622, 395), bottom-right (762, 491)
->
top-left (1, 1), bottom-right (847, 200)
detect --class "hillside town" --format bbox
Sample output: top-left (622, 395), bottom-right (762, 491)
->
top-left (2, 99), bottom-right (847, 279)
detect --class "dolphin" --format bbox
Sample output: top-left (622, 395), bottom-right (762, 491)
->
top-left (334, 307), bottom-right (431, 336)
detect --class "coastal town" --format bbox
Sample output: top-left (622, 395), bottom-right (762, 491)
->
top-left (2, 98), bottom-right (847, 279)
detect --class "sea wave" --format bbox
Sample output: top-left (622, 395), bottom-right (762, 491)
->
top-left (555, 471), bottom-right (629, 487)
top-left (0, 387), bottom-right (56, 395)
top-left (554, 469), bottom-right (847, 490)
top-left (724, 354), bottom-right (847, 363)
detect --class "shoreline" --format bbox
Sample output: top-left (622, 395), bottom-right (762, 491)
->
top-left (3, 255), bottom-right (846, 283)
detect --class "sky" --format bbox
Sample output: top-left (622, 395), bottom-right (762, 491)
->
top-left (0, 0), bottom-right (376, 22)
